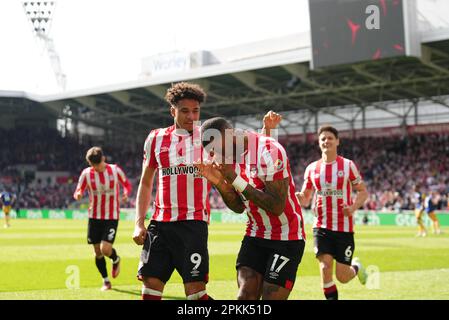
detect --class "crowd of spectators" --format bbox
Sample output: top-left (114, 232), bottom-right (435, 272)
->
top-left (1, 127), bottom-right (448, 211)
top-left (284, 132), bottom-right (449, 211)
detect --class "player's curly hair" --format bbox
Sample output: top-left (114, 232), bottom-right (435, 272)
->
top-left (165, 82), bottom-right (207, 106)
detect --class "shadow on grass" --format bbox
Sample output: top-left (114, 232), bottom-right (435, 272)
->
top-left (111, 288), bottom-right (185, 300)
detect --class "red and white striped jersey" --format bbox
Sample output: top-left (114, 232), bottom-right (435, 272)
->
top-left (303, 156), bottom-right (363, 233)
top-left (234, 131), bottom-right (305, 241)
top-left (143, 125), bottom-right (211, 223)
top-left (74, 164), bottom-right (132, 220)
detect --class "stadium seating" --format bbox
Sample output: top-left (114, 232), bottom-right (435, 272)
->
top-left (1, 127), bottom-right (448, 210)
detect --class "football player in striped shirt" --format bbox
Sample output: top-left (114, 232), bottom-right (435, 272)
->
top-left (132, 82), bottom-right (280, 300)
top-left (296, 125), bottom-right (369, 300)
top-left (74, 147), bottom-right (132, 291)
top-left (133, 82), bottom-right (213, 301)
top-left (197, 117), bottom-right (306, 300)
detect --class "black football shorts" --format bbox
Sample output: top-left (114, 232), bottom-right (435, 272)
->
top-left (236, 236), bottom-right (305, 290)
top-left (87, 218), bottom-right (119, 244)
top-left (313, 227), bottom-right (355, 265)
top-left (137, 220), bottom-right (209, 284)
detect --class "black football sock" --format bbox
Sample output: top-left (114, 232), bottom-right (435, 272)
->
top-left (95, 256), bottom-right (108, 279)
top-left (109, 248), bottom-right (118, 263)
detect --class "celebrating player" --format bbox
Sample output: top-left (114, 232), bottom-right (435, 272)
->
top-left (74, 146), bottom-right (132, 291)
top-left (296, 125), bottom-right (369, 300)
top-left (133, 82), bottom-right (213, 301)
top-left (197, 117), bottom-right (306, 300)
top-left (1, 190), bottom-right (16, 228)
top-left (132, 81), bottom-right (281, 300)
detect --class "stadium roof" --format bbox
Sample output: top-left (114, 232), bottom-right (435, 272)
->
top-left (2, 28), bottom-right (449, 138)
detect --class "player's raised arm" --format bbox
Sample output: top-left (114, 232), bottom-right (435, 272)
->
top-left (73, 170), bottom-right (87, 201)
top-left (262, 110), bottom-right (282, 137)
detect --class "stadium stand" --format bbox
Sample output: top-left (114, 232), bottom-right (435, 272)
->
top-left (1, 127), bottom-right (448, 211)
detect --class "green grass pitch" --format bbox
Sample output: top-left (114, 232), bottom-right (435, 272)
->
top-left (1, 219), bottom-right (449, 300)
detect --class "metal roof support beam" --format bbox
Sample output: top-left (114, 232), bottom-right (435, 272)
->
top-left (282, 64), bottom-right (366, 106)
top-left (230, 71), bottom-right (271, 93)
top-left (42, 101), bottom-right (139, 136)
top-left (401, 101), bottom-right (417, 126)
top-left (414, 100), bottom-right (419, 125)
top-left (352, 65), bottom-right (404, 101)
top-left (108, 91), bottom-right (131, 105)
top-left (104, 91), bottom-right (175, 123)
top-left (432, 97), bottom-right (449, 109)
top-left (280, 96), bottom-right (352, 124)
top-left (421, 46), bottom-right (449, 76)
top-left (72, 96), bottom-right (155, 129)
top-left (205, 73), bottom-right (449, 109)
top-left (362, 105), bottom-right (366, 129)
top-left (370, 103), bottom-right (403, 118)
top-left (144, 85), bottom-right (169, 101)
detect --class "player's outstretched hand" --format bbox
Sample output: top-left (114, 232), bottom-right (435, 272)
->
top-left (133, 225), bottom-right (147, 245)
top-left (263, 110), bottom-right (282, 130)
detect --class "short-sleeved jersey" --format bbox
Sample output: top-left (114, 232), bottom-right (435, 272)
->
top-left (303, 156), bottom-right (362, 233)
top-left (0, 192), bottom-right (14, 206)
top-left (143, 125), bottom-right (211, 223)
top-left (74, 164), bottom-right (131, 220)
top-left (233, 131), bottom-right (305, 241)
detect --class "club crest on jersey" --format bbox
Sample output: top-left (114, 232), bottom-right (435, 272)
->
top-left (250, 166), bottom-right (258, 178)
top-left (315, 173), bottom-right (320, 179)
top-left (274, 159), bottom-right (284, 170)
top-left (338, 171), bottom-right (344, 178)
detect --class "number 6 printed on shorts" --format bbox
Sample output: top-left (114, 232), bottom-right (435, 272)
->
top-left (345, 246), bottom-right (353, 258)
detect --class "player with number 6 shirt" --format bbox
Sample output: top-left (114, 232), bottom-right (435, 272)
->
top-left (296, 125), bottom-right (369, 300)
